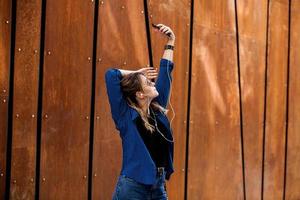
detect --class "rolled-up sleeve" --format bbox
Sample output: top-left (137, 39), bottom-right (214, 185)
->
top-left (154, 59), bottom-right (174, 108)
top-left (105, 69), bottom-right (128, 128)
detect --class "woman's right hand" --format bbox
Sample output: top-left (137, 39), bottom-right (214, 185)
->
top-left (136, 67), bottom-right (158, 80)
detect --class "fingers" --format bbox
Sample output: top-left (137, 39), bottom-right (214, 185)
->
top-left (148, 75), bottom-right (157, 79)
top-left (137, 67), bottom-right (158, 80)
top-left (159, 26), bottom-right (169, 33)
top-left (147, 68), bottom-right (158, 78)
top-left (154, 24), bottom-right (174, 38)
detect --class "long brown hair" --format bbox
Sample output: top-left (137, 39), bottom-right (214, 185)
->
top-left (120, 72), bottom-right (167, 133)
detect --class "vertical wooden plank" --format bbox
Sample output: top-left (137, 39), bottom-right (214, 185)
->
top-left (9, 0), bottom-right (41, 198)
top-left (0, 0), bottom-right (12, 198)
top-left (285, 0), bottom-right (300, 199)
top-left (39, 0), bottom-right (94, 199)
top-left (264, 0), bottom-right (289, 199)
top-left (236, 0), bottom-right (268, 199)
top-left (188, 0), bottom-right (244, 199)
top-left (147, 1), bottom-right (191, 199)
top-left (92, 0), bottom-right (149, 199)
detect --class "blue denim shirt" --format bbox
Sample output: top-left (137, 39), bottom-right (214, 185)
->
top-left (105, 58), bottom-right (174, 185)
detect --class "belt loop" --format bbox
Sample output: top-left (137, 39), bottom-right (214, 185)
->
top-left (157, 167), bottom-right (164, 176)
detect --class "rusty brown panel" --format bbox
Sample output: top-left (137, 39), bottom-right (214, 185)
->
top-left (147, 1), bottom-right (191, 199)
top-left (39, 0), bottom-right (94, 199)
top-left (9, 0), bottom-right (42, 198)
top-left (188, 0), bottom-right (244, 199)
top-left (92, 0), bottom-right (149, 199)
top-left (0, 0), bottom-right (11, 197)
top-left (285, 0), bottom-right (300, 199)
top-left (236, 0), bottom-right (268, 199)
top-left (263, 0), bottom-right (289, 199)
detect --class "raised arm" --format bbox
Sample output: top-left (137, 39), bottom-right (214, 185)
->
top-left (105, 68), bottom-right (137, 129)
top-left (105, 69), bottom-right (127, 129)
top-left (153, 24), bottom-right (175, 108)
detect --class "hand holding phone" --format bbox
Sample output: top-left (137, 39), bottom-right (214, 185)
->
top-left (151, 23), bottom-right (173, 38)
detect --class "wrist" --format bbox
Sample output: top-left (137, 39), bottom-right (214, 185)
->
top-left (167, 39), bottom-right (175, 46)
top-left (164, 44), bottom-right (174, 51)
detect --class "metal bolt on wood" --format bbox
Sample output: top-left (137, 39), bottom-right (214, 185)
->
top-left (3, 89), bottom-right (6, 93)
top-left (18, 48), bottom-right (21, 52)
top-left (3, 99), bottom-right (6, 103)
top-left (32, 114), bottom-right (35, 118)
top-left (98, 58), bottom-right (102, 62)
top-left (42, 177), bottom-right (46, 182)
top-left (47, 51), bottom-right (51, 55)
top-left (96, 116), bottom-right (100, 120)
top-left (44, 114), bottom-right (48, 119)
top-left (5, 20), bottom-right (9, 24)
top-left (13, 180), bottom-right (17, 184)
top-left (0, 173), bottom-right (3, 177)
top-left (16, 114), bottom-right (19, 118)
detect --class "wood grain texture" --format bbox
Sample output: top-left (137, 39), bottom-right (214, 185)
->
top-left (9, 0), bottom-right (42, 199)
top-left (147, 0), bottom-right (191, 199)
top-left (285, 0), bottom-right (300, 199)
top-left (236, 0), bottom-right (268, 199)
top-left (39, 0), bottom-right (94, 199)
top-left (0, 0), bottom-right (11, 198)
top-left (188, 0), bottom-right (244, 199)
top-left (263, 0), bottom-right (289, 199)
top-left (1, 0), bottom-right (300, 199)
top-left (92, 0), bottom-right (149, 199)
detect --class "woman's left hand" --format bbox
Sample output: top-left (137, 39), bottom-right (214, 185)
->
top-left (137, 67), bottom-right (158, 80)
top-left (155, 24), bottom-right (176, 41)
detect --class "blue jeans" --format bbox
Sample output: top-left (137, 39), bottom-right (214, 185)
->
top-left (112, 170), bottom-right (168, 200)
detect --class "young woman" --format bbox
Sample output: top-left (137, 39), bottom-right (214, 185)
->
top-left (105, 24), bottom-right (175, 200)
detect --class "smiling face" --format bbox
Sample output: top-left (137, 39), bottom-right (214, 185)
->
top-left (138, 74), bottom-right (159, 99)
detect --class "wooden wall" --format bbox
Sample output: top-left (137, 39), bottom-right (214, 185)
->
top-left (0, 0), bottom-right (299, 199)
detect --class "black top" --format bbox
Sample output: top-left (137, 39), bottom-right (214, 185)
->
top-left (135, 109), bottom-right (170, 168)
